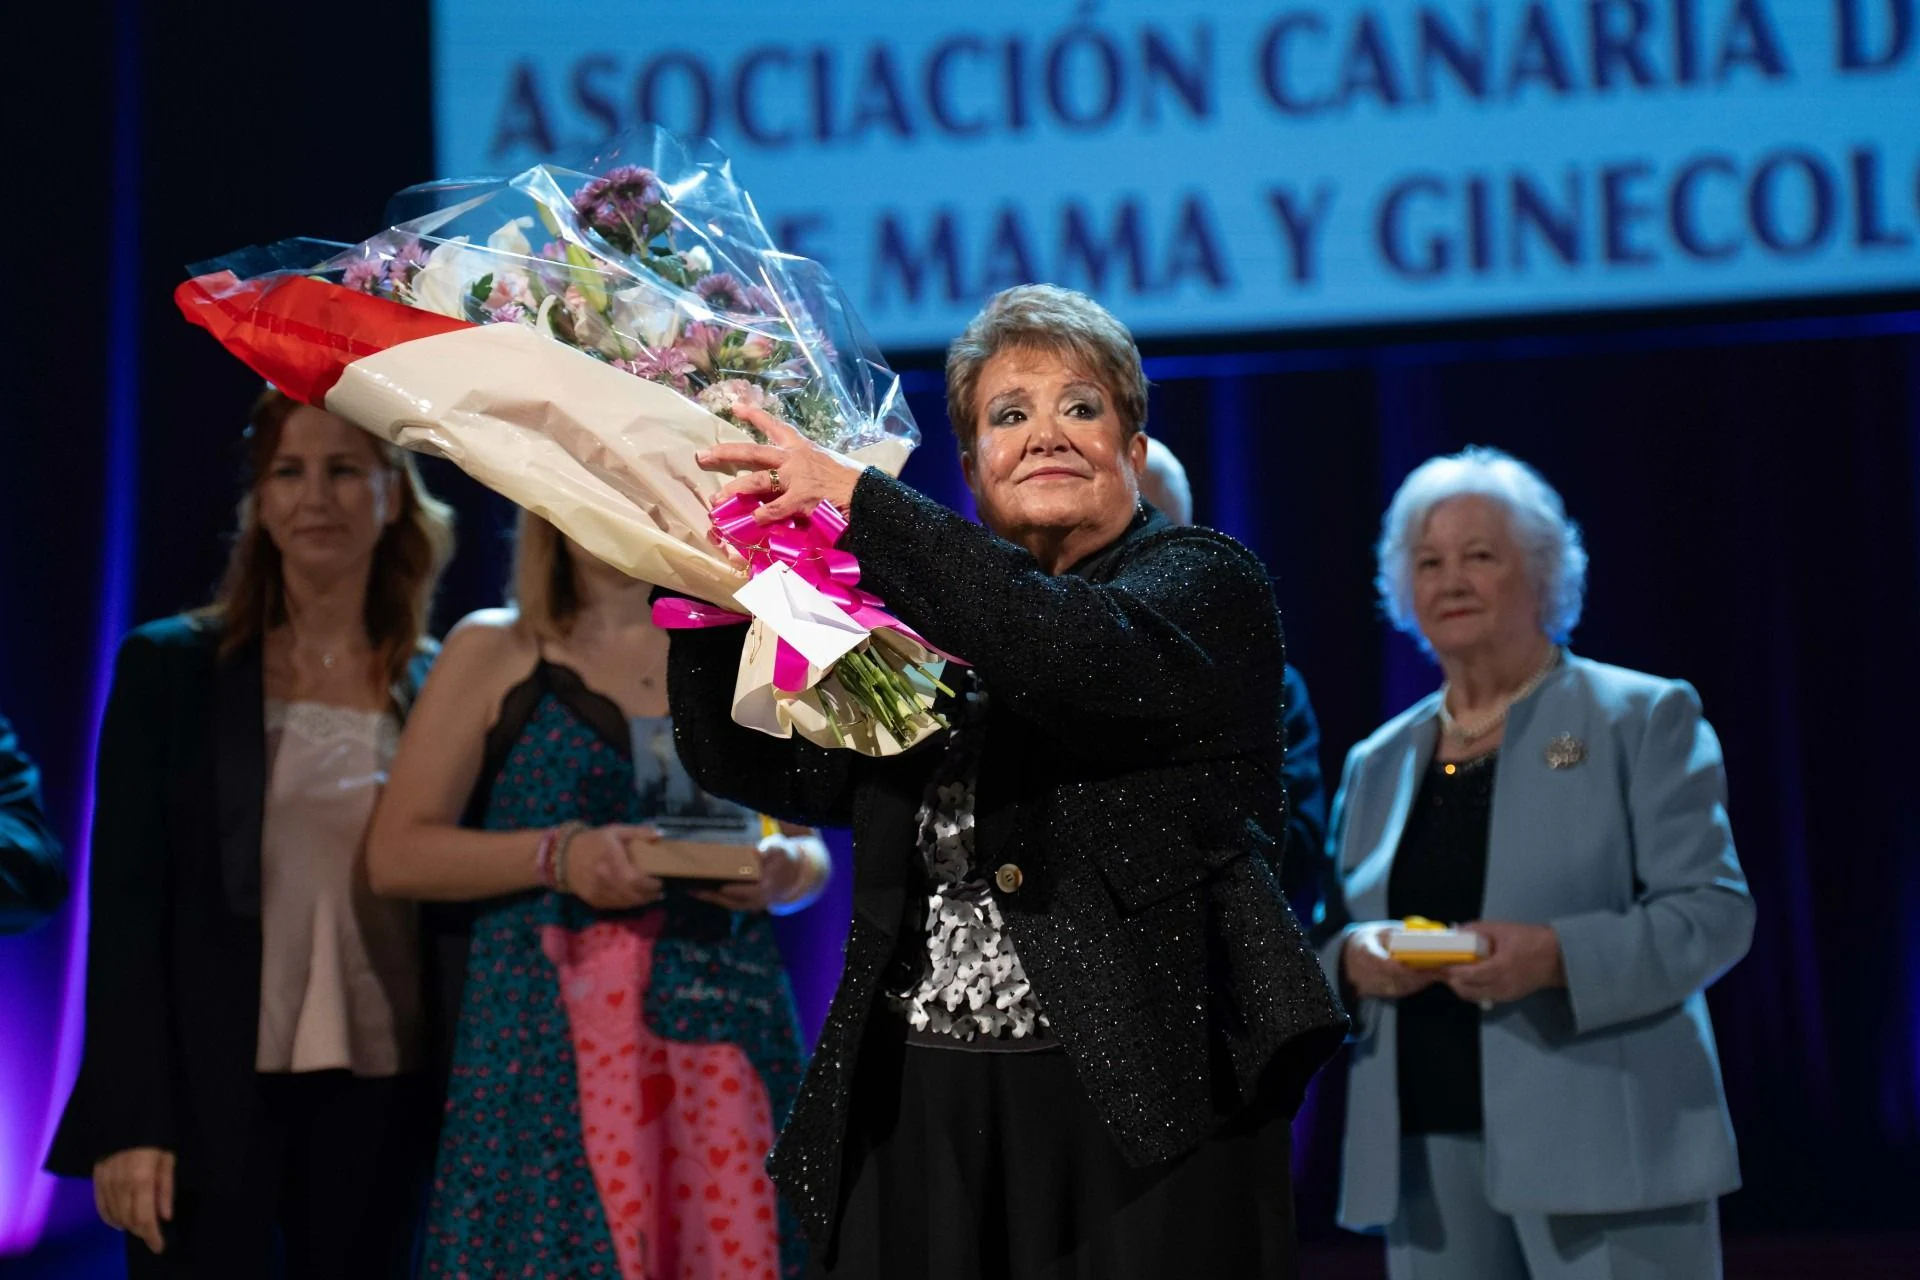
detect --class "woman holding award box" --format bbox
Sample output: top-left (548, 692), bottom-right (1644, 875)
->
top-left (367, 511), bottom-right (830, 1279)
top-left (1314, 447), bottom-right (1754, 1279)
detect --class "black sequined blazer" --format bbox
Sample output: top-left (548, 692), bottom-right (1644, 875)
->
top-left (666, 470), bottom-right (1349, 1248)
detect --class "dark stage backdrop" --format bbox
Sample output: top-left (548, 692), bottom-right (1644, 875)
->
top-left (3, 0), bottom-right (1917, 1255)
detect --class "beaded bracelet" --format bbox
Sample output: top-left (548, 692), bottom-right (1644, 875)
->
top-left (533, 827), bottom-right (560, 890)
top-left (551, 822), bottom-right (587, 895)
top-left (536, 821), bottom-right (586, 892)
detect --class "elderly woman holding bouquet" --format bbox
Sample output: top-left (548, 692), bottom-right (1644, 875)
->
top-left (668, 283), bottom-right (1348, 1279)
top-left (1314, 447), bottom-right (1754, 1278)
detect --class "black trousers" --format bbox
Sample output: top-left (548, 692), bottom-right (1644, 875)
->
top-left (125, 1071), bottom-right (430, 1280)
top-left (811, 1022), bottom-right (1299, 1280)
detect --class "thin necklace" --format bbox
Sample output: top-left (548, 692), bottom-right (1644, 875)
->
top-left (1438, 646), bottom-right (1564, 743)
top-left (292, 636), bottom-right (361, 673)
top-left (568, 621), bottom-right (667, 688)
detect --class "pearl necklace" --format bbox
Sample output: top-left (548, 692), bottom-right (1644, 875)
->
top-left (1437, 646), bottom-right (1564, 743)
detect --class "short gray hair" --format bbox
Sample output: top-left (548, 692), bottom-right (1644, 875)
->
top-left (945, 284), bottom-right (1149, 454)
top-left (1376, 446), bottom-right (1588, 646)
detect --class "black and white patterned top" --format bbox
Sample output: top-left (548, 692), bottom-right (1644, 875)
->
top-left (892, 686), bottom-right (1049, 1043)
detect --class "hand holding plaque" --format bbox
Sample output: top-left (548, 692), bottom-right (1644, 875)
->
top-left (626, 825), bottom-right (762, 886)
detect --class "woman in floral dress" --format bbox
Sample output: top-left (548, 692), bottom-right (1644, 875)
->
top-left (370, 512), bottom-right (831, 1278)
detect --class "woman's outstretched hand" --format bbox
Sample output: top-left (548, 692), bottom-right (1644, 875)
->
top-left (696, 406), bottom-right (866, 524)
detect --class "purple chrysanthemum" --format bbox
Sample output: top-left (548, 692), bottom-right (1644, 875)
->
top-left (691, 272), bottom-right (748, 312)
top-left (342, 258), bottom-right (384, 293)
top-left (699, 273), bottom-right (778, 317)
top-left (385, 238), bottom-right (429, 280)
top-left (614, 348), bottom-right (698, 393)
top-left (572, 166), bottom-right (665, 252)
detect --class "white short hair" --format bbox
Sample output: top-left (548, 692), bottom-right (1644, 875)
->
top-left (1376, 446), bottom-right (1588, 646)
top-left (1141, 436), bottom-right (1192, 526)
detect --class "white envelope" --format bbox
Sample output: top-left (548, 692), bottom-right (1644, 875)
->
top-left (730, 561), bottom-right (870, 671)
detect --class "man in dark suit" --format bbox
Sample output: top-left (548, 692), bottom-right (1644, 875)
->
top-left (1139, 437), bottom-right (1329, 923)
top-left (1, 707), bottom-right (67, 933)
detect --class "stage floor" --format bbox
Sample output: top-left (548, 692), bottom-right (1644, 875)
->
top-left (7, 1225), bottom-right (1918, 1278)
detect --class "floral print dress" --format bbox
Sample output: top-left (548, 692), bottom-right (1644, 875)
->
top-left (424, 660), bottom-right (806, 1279)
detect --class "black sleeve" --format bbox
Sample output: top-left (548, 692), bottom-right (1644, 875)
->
top-left (1277, 666), bottom-right (1328, 921)
top-left (0, 711), bottom-right (67, 933)
top-left (664, 606), bottom-right (858, 829)
top-left (46, 634), bottom-right (178, 1173)
top-left (842, 470), bottom-right (1282, 733)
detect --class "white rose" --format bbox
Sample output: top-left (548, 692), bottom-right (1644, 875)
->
top-left (683, 245), bottom-right (714, 276)
top-left (486, 215), bottom-right (536, 258)
top-left (608, 284), bottom-right (684, 349)
top-left (411, 238), bottom-right (486, 319)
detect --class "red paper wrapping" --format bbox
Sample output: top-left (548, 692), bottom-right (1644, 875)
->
top-left (174, 271), bottom-right (474, 405)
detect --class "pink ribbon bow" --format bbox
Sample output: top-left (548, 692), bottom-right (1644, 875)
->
top-left (652, 493), bottom-right (949, 692)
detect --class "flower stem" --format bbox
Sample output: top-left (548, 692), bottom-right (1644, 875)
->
top-left (824, 643), bottom-right (948, 745)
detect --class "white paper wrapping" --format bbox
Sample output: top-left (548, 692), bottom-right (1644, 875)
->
top-left (325, 323), bottom-right (932, 754)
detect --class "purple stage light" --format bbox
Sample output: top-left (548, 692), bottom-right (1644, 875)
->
top-left (0, 0), bottom-right (140, 1254)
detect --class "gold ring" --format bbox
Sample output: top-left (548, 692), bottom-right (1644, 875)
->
top-left (767, 469), bottom-right (781, 489)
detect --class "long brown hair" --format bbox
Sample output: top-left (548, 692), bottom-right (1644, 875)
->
top-left (510, 509), bottom-right (581, 642)
top-left (202, 387), bottom-right (456, 685)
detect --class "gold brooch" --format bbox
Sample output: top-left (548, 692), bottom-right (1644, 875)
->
top-left (1544, 733), bottom-right (1586, 769)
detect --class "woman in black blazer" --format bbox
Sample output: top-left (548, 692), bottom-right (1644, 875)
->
top-left (670, 285), bottom-right (1349, 1279)
top-left (46, 389), bottom-right (454, 1277)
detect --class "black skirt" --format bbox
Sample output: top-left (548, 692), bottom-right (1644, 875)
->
top-left (810, 1015), bottom-right (1298, 1280)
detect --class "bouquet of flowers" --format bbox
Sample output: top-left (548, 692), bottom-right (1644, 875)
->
top-left (178, 130), bottom-right (948, 754)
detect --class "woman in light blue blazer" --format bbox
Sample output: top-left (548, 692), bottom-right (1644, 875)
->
top-left (1316, 447), bottom-right (1753, 1279)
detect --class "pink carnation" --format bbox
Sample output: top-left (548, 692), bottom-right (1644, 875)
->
top-left (675, 322), bottom-right (730, 376)
top-left (483, 272), bottom-right (532, 312)
top-left (737, 331), bottom-right (783, 367)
